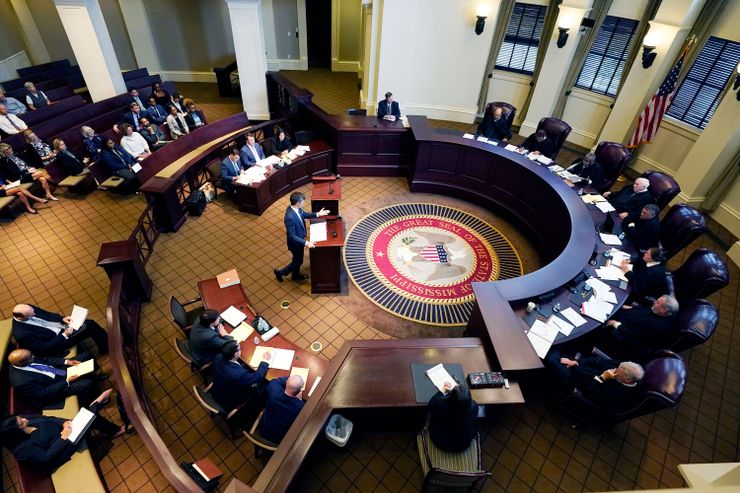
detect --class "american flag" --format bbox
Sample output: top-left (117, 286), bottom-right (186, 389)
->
top-left (419, 244), bottom-right (449, 263)
top-left (627, 47), bottom-right (688, 148)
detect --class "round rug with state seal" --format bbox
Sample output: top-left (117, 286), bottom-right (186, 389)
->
top-left (343, 203), bottom-right (522, 326)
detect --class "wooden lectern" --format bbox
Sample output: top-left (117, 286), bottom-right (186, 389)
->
top-left (309, 218), bottom-right (344, 294)
top-left (311, 174), bottom-right (341, 216)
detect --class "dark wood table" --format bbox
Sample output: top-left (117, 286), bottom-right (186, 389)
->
top-left (197, 277), bottom-right (328, 391)
top-left (308, 217), bottom-right (344, 294)
top-left (310, 178), bottom-right (341, 215)
top-left (235, 140), bottom-right (333, 215)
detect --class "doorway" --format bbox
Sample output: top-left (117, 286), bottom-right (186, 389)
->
top-left (306, 0), bottom-right (331, 68)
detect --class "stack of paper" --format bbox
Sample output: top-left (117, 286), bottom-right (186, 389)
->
top-left (260, 155), bottom-right (281, 167)
top-left (309, 221), bottom-right (327, 243)
top-left (221, 306), bottom-right (247, 327)
top-left (69, 305), bottom-right (88, 331)
top-left (595, 202), bottom-right (616, 213)
top-left (426, 363), bottom-right (457, 393)
top-left (236, 166), bottom-right (268, 185)
top-left (463, 133), bottom-right (475, 139)
top-left (476, 136), bottom-right (490, 143)
top-left (504, 144), bottom-right (520, 152)
top-left (548, 315), bottom-right (575, 336)
top-left (548, 164), bottom-right (565, 173)
top-left (229, 322), bottom-right (254, 343)
top-left (66, 359), bottom-right (95, 379)
top-left (599, 233), bottom-right (623, 246)
top-left (557, 170), bottom-right (583, 182)
top-left (527, 320), bottom-right (559, 358)
top-left (529, 154), bottom-right (553, 165)
top-left (582, 193), bottom-right (608, 204)
top-left (586, 278), bottom-right (617, 302)
top-left (560, 307), bottom-right (588, 327)
top-left (607, 249), bottom-right (631, 264)
top-left (595, 265), bottom-right (628, 282)
top-left (248, 346), bottom-right (295, 370)
top-left (582, 298), bottom-right (615, 322)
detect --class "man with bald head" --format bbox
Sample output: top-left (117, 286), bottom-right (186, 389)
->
top-left (596, 295), bottom-right (679, 361)
top-left (259, 374), bottom-right (305, 443)
top-left (476, 106), bottom-right (512, 142)
top-left (603, 177), bottom-right (655, 219)
top-left (8, 349), bottom-right (105, 409)
top-left (11, 304), bottom-right (109, 357)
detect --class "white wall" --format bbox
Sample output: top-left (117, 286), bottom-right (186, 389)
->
top-left (375, 0), bottom-right (495, 122)
top-left (332, 0), bottom-right (361, 72)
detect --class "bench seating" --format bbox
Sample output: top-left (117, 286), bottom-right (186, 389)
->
top-left (19, 95), bottom-right (86, 127)
top-left (6, 78), bottom-right (70, 101)
top-left (123, 68), bottom-right (149, 81)
top-left (2, 65), bottom-right (84, 92)
top-left (17, 60), bottom-right (72, 77)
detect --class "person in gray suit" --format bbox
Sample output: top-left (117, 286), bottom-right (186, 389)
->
top-left (187, 309), bottom-right (233, 367)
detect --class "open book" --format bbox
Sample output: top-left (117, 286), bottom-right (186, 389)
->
top-left (69, 305), bottom-right (88, 331)
top-left (248, 346), bottom-right (295, 371)
top-left (67, 407), bottom-right (96, 444)
top-left (426, 363), bottom-right (458, 393)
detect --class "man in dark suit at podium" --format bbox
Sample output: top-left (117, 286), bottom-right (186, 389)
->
top-left (274, 192), bottom-right (329, 282)
top-left (377, 92), bottom-right (401, 121)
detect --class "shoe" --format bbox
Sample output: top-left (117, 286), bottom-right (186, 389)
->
top-left (292, 274), bottom-right (309, 281)
top-left (90, 373), bottom-right (110, 382)
top-left (274, 269), bottom-right (283, 282)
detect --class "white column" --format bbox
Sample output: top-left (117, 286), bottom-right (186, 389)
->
top-left (359, 1), bottom-right (373, 109)
top-left (9, 0), bottom-right (51, 65)
top-left (296, 0), bottom-right (308, 70)
top-left (53, 0), bottom-right (126, 102)
top-left (598, 0), bottom-right (704, 144)
top-left (225, 0), bottom-right (269, 120)
top-left (520, 0), bottom-right (593, 136)
top-left (118, 0), bottom-right (161, 73)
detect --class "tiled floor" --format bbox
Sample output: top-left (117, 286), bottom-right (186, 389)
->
top-left (1, 73), bottom-right (738, 493)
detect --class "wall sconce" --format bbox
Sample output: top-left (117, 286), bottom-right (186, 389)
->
top-left (557, 27), bottom-right (570, 48)
top-left (642, 31), bottom-right (658, 69)
top-left (475, 5), bottom-right (489, 35)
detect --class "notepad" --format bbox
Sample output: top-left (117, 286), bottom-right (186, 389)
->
top-left (66, 359), bottom-right (94, 379)
top-left (220, 306), bottom-right (247, 327)
top-left (599, 233), bottom-right (623, 246)
top-left (217, 268), bottom-right (240, 288)
top-left (560, 307), bottom-right (587, 327)
top-left (67, 407), bottom-right (96, 444)
top-left (290, 367), bottom-right (309, 390)
top-left (229, 322), bottom-right (254, 343)
top-left (69, 305), bottom-right (88, 331)
top-left (595, 201), bottom-right (616, 213)
top-left (526, 320), bottom-right (558, 358)
top-left (426, 363), bottom-right (458, 393)
top-left (248, 346), bottom-right (295, 371)
top-left (310, 221), bottom-right (327, 243)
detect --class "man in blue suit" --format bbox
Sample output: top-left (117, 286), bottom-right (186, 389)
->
top-left (259, 374), bottom-right (305, 444)
top-left (377, 91), bottom-right (401, 121)
top-left (210, 340), bottom-right (269, 418)
top-left (274, 192), bottom-right (329, 282)
top-left (239, 133), bottom-right (265, 167)
top-left (220, 148), bottom-right (243, 193)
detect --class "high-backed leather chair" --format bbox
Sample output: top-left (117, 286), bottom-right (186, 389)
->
top-left (485, 101), bottom-right (517, 128)
top-left (642, 170), bottom-right (681, 210)
top-left (560, 350), bottom-right (686, 429)
top-left (668, 299), bottom-right (719, 353)
top-left (594, 141), bottom-right (633, 193)
top-left (671, 248), bottom-right (729, 304)
top-left (659, 204), bottom-right (707, 260)
top-left (536, 117), bottom-right (571, 159)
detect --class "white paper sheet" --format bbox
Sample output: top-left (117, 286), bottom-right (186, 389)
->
top-left (220, 306), bottom-right (247, 327)
top-left (229, 322), bottom-right (254, 343)
top-left (526, 320), bottom-right (559, 358)
top-left (504, 144), bottom-right (519, 152)
top-left (131, 163), bottom-right (142, 173)
top-left (582, 194), bottom-right (607, 204)
top-left (582, 298), bottom-right (614, 322)
top-left (548, 164), bottom-right (565, 173)
top-left (426, 363), bottom-right (458, 393)
top-left (69, 305), bottom-right (88, 331)
top-left (476, 136), bottom-right (489, 143)
top-left (595, 201), bottom-right (616, 213)
top-left (308, 376), bottom-right (322, 397)
top-left (586, 278), bottom-right (612, 297)
top-left (558, 170), bottom-right (583, 182)
top-left (5, 180), bottom-right (20, 190)
top-left (534, 155), bottom-right (552, 165)
top-left (595, 265), bottom-right (628, 282)
top-left (67, 407), bottom-right (95, 443)
top-left (599, 233), bottom-right (623, 246)
top-left (248, 346), bottom-right (295, 370)
top-left (463, 133), bottom-right (475, 139)
top-left (548, 315), bottom-right (575, 336)
top-left (66, 359), bottom-right (94, 379)
top-left (310, 221), bottom-right (327, 243)
top-left (560, 307), bottom-right (587, 327)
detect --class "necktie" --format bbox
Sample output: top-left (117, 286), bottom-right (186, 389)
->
top-left (176, 117), bottom-right (185, 133)
top-left (233, 159), bottom-right (239, 174)
top-left (155, 106), bottom-right (161, 118)
top-left (5, 115), bottom-right (21, 131)
top-left (30, 363), bottom-right (67, 377)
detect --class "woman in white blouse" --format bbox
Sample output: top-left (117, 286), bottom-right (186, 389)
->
top-left (119, 123), bottom-right (151, 160)
top-left (166, 105), bottom-right (189, 140)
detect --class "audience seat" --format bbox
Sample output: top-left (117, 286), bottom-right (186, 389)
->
top-left (594, 141), bottom-right (633, 193)
top-left (19, 95), bottom-right (85, 127)
top-left (295, 130), bottom-right (315, 145)
top-left (536, 117), bottom-right (571, 159)
top-left (642, 170), bottom-right (681, 210)
top-left (485, 101), bottom-right (517, 128)
top-left (192, 383), bottom-right (245, 438)
top-left (88, 161), bottom-right (125, 192)
top-left (560, 350), bottom-right (686, 429)
top-left (668, 299), bottom-right (719, 353)
top-left (659, 204), bottom-right (707, 260)
top-left (671, 248), bottom-right (729, 304)
top-left (416, 429), bottom-right (490, 492)
top-left (169, 295), bottom-right (203, 335)
top-left (243, 410), bottom-right (278, 458)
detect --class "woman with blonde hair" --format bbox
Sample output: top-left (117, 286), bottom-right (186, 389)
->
top-left (0, 143), bottom-right (57, 201)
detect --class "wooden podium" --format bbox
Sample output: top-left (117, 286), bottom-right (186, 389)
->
top-left (309, 218), bottom-right (344, 294)
top-left (311, 175), bottom-right (341, 216)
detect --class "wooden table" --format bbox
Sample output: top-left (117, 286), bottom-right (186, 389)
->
top-left (308, 218), bottom-right (344, 294)
top-left (235, 140), bottom-right (333, 215)
top-left (197, 277), bottom-right (328, 391)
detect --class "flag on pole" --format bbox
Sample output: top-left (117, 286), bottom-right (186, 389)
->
top-left (627, 46), bottom-right (689, 148)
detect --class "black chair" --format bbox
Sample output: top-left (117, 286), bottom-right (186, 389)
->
top-left (668, 299), bottom-right (719, 353)
top-left (347, 108), bottom-right (367, 116)
top-left (260, 138), bottom-right (273, 156)
top-left (659, 204), bottom-right (707, 260)
top-left (671, 248), bottom-right (729, 304)
top-left (242, 410), bottom-right (278, 458)
top-left (169, 295), bottom-right (203, 335)
top-left (642, 170), bottom-right (681, 210)
top-left (295, 130), bottom-right (315, 145)
top-left (486, 101), bottom-right (516, 128)
top-left (173, 337), bottom-right (212, 382)
top-left (536, 117), bottom-right (572, 159)
top-left (594, 141), bottom-right (633, 193)
top-left (193, 383), bottom-right (246, 439)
